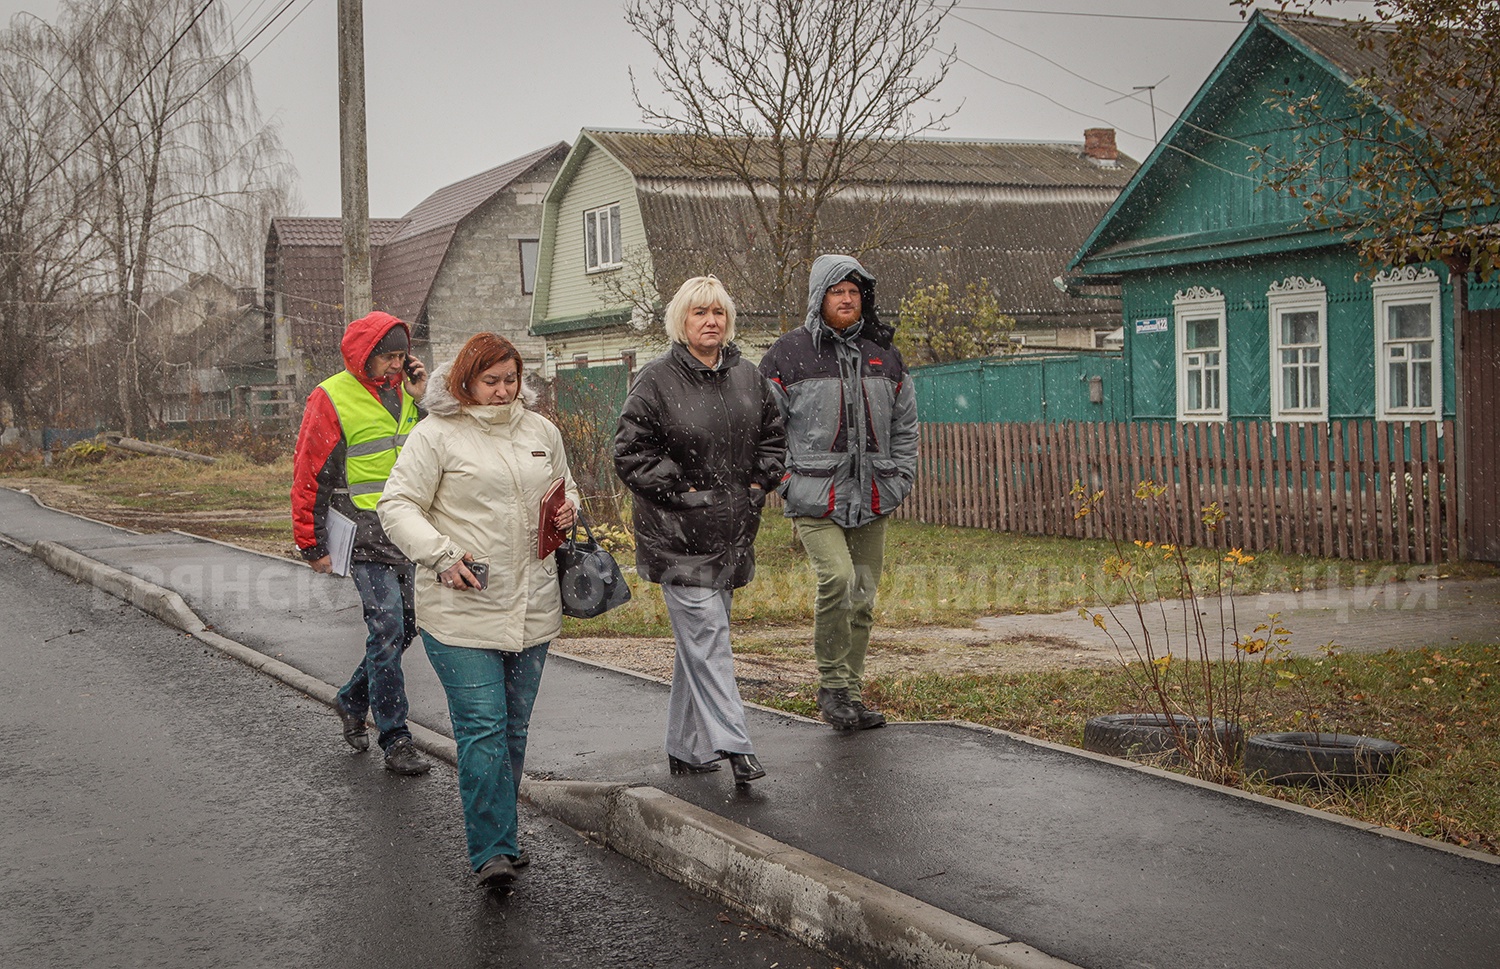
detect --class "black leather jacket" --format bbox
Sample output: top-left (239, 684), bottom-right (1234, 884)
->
top-left (614, 341), bottom-right (785, 588)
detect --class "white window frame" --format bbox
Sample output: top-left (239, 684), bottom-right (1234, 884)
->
top-left (1267, 276), bottom-right (1328, 421)
top-left (1373, 266), bottom-right (1441, 421)
top-left (583, 203), bottom-right (622, 272)
top-left (1174, 286), bottom-right (1228, 421)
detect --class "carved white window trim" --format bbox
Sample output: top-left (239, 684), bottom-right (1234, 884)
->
top-left (1372, 268), bottom-right (1441, 420)
top-left (1173, 287), bottom-right (1227, 421)
top-left (1267, 277), bottom-right (1328, 421)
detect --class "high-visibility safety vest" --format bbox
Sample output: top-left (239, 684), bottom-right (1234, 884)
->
top-left (319, 369), bottom-right (419, 510)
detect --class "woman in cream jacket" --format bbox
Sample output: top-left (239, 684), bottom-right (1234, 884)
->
top-left (378, 332), bottom-right (578, 890)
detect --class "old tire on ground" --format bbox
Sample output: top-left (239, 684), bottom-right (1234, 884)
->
top-left (1082, 713), bottom-right (1244, 764)
top-left (1243, 732), bottom-right (1404, 786)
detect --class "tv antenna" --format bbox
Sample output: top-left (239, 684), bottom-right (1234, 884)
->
top-left (1108, 74), bottom-right (1169, 143)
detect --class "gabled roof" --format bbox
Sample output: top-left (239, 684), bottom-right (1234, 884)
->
top-left (266, 143), bottom-right (568, 349)
top-left (1069, 11), bottom-right (1448, 276)
top-left (585, 128), bottom-right (1137, 190)
top-left (376, 142), bottom-right (569, 323)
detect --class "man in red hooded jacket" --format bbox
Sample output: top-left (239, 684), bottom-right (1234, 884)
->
top-left (292, 311), bottom-right (431, 775)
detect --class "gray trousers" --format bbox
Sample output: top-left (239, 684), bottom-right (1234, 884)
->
top-left (661, 584), bottom-right (754, 764)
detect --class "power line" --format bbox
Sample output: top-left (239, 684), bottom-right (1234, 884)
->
top-left (24, 0), bottom-right (310, 198)
top-left (954, 3), bottom-right (1243, 24)
top-left (953, 55), bottom-right (1262, 184)
top-left (25, 0), bottom-right (221, 195)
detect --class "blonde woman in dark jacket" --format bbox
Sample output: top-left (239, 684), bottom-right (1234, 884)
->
top-left (614, 276), bottom-right (785, 786)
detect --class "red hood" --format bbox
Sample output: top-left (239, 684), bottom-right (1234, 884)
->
top-left (341, 311), bottom-right (410, 387)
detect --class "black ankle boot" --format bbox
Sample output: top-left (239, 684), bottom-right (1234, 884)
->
top-left (720, 751), bottom-right (765, 786)
top-left (669, 755), bottom-right (721, 775)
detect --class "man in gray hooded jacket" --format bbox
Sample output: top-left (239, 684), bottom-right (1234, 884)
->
top-left (759, 254), bottom-right (918, 730)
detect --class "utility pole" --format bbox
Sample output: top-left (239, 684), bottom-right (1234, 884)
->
top-left (337, 0), bottom-right (371, 319)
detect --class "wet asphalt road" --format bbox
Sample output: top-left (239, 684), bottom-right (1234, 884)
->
top-left (0, 546), bottom-right (834, 969)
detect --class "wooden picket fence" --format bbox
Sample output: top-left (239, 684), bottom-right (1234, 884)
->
top-left (896, 420), bottom-right (1457, 564)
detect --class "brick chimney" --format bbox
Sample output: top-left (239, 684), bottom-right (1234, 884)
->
top-left (1083, 127), bottom-right (1118, 164)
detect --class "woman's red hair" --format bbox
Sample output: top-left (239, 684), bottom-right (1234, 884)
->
top-left (448, 332), bottom-right (524, 405)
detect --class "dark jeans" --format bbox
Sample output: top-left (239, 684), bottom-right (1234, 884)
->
top-left (338, 561), bottom-right (416, 751)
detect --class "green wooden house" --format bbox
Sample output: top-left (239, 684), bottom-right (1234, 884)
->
top-left (1070, 10), bottom-right (1499, 425)
top-left (1066, 10), bottom-right (1499, 559)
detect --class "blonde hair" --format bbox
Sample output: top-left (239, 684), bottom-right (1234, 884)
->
top-left (663, 275), bottom-right (737, 345)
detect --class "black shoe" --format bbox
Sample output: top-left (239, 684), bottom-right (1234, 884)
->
top-left (669, 755), bottom-right (722, 775)
top-left (849, 698), bottom-right (887, 730)
top-left (333, 696), bottom-right (369, 752)
top-left (513, 850), bottom-right (531, 869)
top-left (720, 751), bottom-right (765, 786)
top-left (816, 687), bottom-right (859, 730)
top-left (383, 738), bottom-right (431, 775)
top-left (476, 855), bottom-right (515, 889)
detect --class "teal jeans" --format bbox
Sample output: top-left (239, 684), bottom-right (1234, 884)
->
top-left (795, 515), bottom-right (887, 698)
top-left (421, 632), bottom-right (548, 871)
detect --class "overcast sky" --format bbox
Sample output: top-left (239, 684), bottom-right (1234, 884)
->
top-left (2, 0), bottom-right (1380, 216)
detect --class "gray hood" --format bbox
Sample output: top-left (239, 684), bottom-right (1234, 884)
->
top-left (802, 253), bottom-right (892, 348)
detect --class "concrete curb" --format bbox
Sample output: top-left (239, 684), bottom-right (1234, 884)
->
top-left (523, 780), bottom-right (1077, 969)
top-left (16, 532), bottom-right (1078, 969)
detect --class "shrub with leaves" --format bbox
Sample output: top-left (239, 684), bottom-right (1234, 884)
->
top-left (895, 277), bottom-right (1017, 365)
top-left (1072, 479), bottom-right (1297, 783)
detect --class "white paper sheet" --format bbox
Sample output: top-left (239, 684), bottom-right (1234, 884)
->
top-left (325, 506), bottom-right (357, 577)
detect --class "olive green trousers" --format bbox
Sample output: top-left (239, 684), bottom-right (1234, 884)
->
top-left (794, 515), bottom-right (888, 697)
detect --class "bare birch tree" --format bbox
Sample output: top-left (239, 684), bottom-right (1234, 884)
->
top-left (51, 0), bottom-right (294, 435)
top-left (0, 15), bottom-right (101, 431)
top-left (625, 0), bottom-right (958, 331)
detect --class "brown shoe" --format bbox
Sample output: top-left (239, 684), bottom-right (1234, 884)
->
top-left (383, 738), bottom-right (431, 775)
top-left (332, 696), bottom-right (369, 752)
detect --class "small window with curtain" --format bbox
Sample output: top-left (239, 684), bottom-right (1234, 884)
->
top-left (1372, 267), bottom-right (1441, 420)
top-left (1267, 277), bottom-right (1327, 421)
top-left (1174, 286), bottom-right (1227, 421)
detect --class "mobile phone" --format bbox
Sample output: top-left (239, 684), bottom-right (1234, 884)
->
top-left (467, 561), bottom-right (489, 590)
top-left (404, 357), bottom-right (421, 380)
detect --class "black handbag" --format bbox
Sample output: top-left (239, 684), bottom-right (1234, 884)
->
top-left (555, 515), bottom-right (632, 618)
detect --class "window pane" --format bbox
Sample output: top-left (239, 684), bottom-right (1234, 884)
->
top-left (608, 205), bottom-right (622, 264)
top-left (1414, 361), bottom-right (1433, 408)
top-left (1186, 318), bottom-right (1219, 349)
top-left (1283, 368), bottom-right (1300, 410)
top-left (519, 239), bottom-right (539, 294)
top-left (1305, 369), bottom-right (1320, 409)
top-left (1205, 368), bottom-right (1220, 410)
top-left (1389, 362), bottom-right (1409, 408)
top-left (585, 213), bottom-right (598, 269)
top-left (1388, 302), bottom-right (1431, 339)
top-left (1281, 310), bottom-right (1318, 346)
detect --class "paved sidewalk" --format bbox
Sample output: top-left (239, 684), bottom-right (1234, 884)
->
top-left (3, 485), bottom-right (1497, 969)
top-left (975, 570), bottom-right (1500, 658)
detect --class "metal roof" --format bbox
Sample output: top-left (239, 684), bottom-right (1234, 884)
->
top-left (635, 183), bottom-right (1122, 324)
